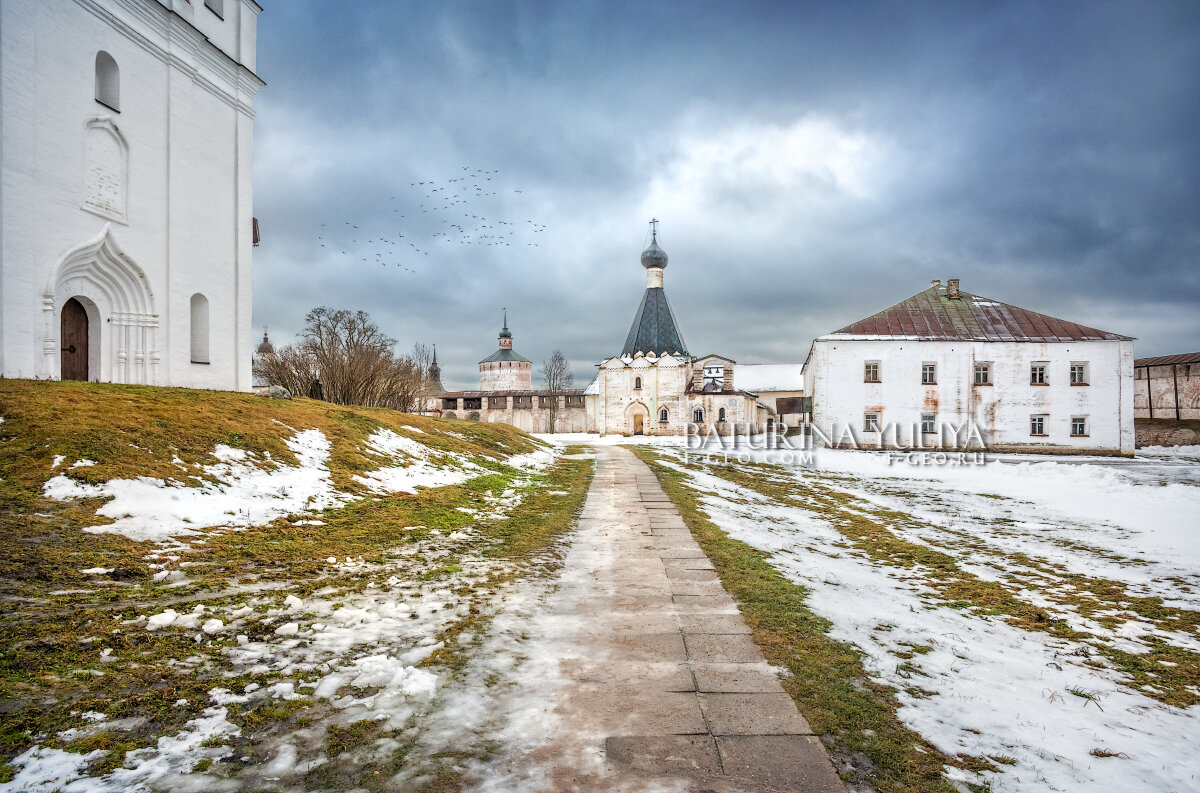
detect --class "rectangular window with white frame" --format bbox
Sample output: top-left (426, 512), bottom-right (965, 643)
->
top-left (1070, 362), bottom-right (1089, 385)
top-left (921, 362), bottom-right (937, 384)
top-left (921, 413), bottom-right (936, 434)
top-left (1030, 414), bottom-right (1048, 436)
top-left (864, 361), bottom-right (880, 383)
top-left (974, 362), bottom-right (992, 385)
top-left (1031, 362), bottom-right (1048, 385)
top-left (1071, 416), bottom-right (1088, 436)
top-left (863, 412), bottom-right (880, 432)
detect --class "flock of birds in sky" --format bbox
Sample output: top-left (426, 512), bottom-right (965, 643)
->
top-left (315, 167), bottom-right (549, 273)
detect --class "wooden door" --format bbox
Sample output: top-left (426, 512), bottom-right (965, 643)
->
top-left (60, 298), bottom-right (89, 381)
top-left (633, 413), bottom-right (644, 435)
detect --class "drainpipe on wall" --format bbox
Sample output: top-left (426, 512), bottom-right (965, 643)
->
top-left (1173, 364), bottom-right (1181, 421)
top-left (1146, 367), bottom-right (1153, 419)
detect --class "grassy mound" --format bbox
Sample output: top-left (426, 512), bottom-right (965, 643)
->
top-left (0, 380), bottom-right (594, 788)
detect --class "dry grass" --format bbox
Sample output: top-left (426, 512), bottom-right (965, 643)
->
top-left (0, 379), bottom-right (594, 788)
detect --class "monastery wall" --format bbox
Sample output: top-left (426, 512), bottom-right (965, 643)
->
top-left (1135, 364), bottom-right (1200, 420)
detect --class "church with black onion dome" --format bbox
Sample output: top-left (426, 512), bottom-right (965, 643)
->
top-left (431, 221), bottom-right (772, 436)
top-left (594, 221), bottom-right (765, 436)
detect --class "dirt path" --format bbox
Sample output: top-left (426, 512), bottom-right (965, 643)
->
top-left (469, 445), bottom-right (843, 792)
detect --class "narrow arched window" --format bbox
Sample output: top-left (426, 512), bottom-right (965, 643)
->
top-left (190, 293), bottom-right (210, 363)
top-left (693, 407), bottom-right (704, 423)
top-left (634, 376), bottom-right (642, 389)
top-left (719, 407), bottom-right (727, 422)
top-left (659, 407), bottom-right (668, 422)
top-left (95, 51), bottom-right (119, 112)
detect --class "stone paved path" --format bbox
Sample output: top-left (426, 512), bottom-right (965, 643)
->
top-left (478, 446), bottom-right (844, 792)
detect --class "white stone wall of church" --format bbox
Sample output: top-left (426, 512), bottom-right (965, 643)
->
top-left (805, 338), bottom-right (1134, 453)
top-left (0, 0), bottom-right (259, 390)
top-left (585, 393), bottom-right (598, 432)
top-left (479, 361), bottom-right (531, 390)
top-left (598, 359), bottom-right (691, 435)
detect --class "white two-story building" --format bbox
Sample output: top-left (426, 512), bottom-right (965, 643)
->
top-left (803, 279), bottom-right (1135, 454)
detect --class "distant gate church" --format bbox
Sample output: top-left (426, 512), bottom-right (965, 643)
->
top-left (0, 0), bottom-right (263, 389)
top-left (436, 223), bottom-right (777, 436)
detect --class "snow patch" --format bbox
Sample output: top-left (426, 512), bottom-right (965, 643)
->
top-left (44, 429), bottom-right (345, 542)
top-left (663, 449), bottom-right (1200, 793)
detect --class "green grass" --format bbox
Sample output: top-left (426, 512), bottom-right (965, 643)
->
top-left (629, 447), bottom-right (965, 793)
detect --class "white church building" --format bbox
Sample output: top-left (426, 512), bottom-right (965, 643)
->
top-left (594, 228), bottom-right (767, 436)
top-left (0, 0), bottom-right (263, 389)
top-left (803, 278), bottom-right (1136, 453)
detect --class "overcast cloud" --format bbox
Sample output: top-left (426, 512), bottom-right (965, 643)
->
top-left (251, 0), bottom-right (1200, 389)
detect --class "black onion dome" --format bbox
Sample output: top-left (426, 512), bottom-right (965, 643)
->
top-left (640, 237), bottom-right (668, 269)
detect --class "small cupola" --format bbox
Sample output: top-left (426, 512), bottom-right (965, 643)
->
top-left (640, 230), bottom-right (668, 270)
top-left (255, 328), bottom-right (274, 355)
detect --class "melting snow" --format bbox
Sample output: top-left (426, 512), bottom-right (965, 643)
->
top-left (43, 430), bottom-right (344, 541)
top-left (42, 427), bottom-right (549, 542)
top-left (658, 447), bottom-right (1200, 792)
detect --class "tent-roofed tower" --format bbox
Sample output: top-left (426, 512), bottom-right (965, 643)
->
top-left (621, 221), bottom-right (689, 357)
top-left (479, 309), bottom-right (532, 389)
top-left (428, 344), bottom-right (446, 396)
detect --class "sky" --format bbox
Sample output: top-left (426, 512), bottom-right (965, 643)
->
top-left (251, 0), bottom-right (1200, 390)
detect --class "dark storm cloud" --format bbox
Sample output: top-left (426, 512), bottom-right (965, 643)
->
top-left (252, 0), bottom-right (1200, 388)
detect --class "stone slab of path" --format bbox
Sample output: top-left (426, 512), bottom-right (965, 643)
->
top-left (486, 445), bottom-right (844, 792)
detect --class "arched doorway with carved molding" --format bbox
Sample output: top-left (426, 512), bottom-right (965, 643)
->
top-left (43, 224), bottom-right (159, 384)
top-left (624, 400), bottom-right (649, 436)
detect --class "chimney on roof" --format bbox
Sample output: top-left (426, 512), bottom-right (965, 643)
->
top-left (947, 278), bottom-right (960, 299)
top-left (931, 279), bottom-right (941, 288)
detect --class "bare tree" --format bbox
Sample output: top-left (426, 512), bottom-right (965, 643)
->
top-left (253, 343), bottom-right (319, 399)
top-left (253, 307), bottom-right (432, 412)
top-left (539, 349), bottom-right (574, 432)
top-left (410, 342), bottom-right (435, 412)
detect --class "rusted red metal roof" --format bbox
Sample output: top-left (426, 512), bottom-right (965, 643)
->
top-left (1134, 352), bottom-right (1200, 367)
top-left (825, 284), bottom-right (1132, 342)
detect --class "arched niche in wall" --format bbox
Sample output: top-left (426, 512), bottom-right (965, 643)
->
top-left (95, 51), bottom-right (119, 111)
top-left (82, 118), bottom-right (128, 223)
top-left (190, 294), bottom-right (210, 364)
